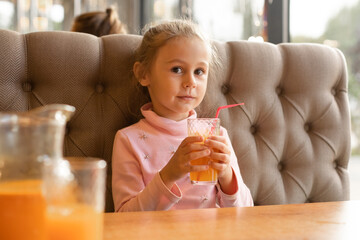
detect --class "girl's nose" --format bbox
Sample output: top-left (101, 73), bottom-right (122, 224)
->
top-left (183, 74), bottom-right (197, 88)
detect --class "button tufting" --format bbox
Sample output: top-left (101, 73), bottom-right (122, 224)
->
top-left (333, 161), bottom-right (338, 168)
top-left (304, 123), bottom-right (311, 132)
top-left (96, 83), bottom-right (104, 93)
top-left (278, 162), bottom-right (283, 171)
top-left (65, 125), bottom-right (70, 135)
top-left (22, 82), bottom-right (32, 92)
top-left (221, 84), bottom-right (230, 95)
top-left (331, 88), bottom-right (337, 96)
top-left (250, 125), bottom-right (257, 134)
top-left (276, 87), bottom-right (283, 96)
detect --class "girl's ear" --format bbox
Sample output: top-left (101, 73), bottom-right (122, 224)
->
top-left (133, 62), bottom-right (150, 86)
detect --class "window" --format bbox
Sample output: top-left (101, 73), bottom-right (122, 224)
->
top-left (193, 0), bottom-right (264, 41)
top-left (0, 0), bottom-right (15, 30)
top-left (140, 0), bottom-right (266, 41)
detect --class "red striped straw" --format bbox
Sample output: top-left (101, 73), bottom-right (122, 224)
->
top-left (215, 103), bottom-right (244, 118)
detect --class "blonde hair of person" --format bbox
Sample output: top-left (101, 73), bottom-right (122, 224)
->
top-left (71, 8), bottom-right (127, 36)
top-left (134, 19), bottom-right (218, 80)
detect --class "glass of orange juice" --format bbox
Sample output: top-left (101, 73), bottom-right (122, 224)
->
top-left (43, 157), bottom-right (107, 240)
top-left (187, 118), bottom-right (220, 185)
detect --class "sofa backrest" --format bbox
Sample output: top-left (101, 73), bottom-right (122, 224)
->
top-left (0, 29), bottom-right (351, 212)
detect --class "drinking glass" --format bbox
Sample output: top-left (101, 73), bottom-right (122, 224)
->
top-left (187, 118), bottom-right (220, 185)
top-left (43, 157), bottom-right (107, 240)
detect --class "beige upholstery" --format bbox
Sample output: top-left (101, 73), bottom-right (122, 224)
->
top-left (0, 29), bottom-right (351, 212)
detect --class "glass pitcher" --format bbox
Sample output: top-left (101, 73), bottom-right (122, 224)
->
top-left (0, 104), bottom-right (75, 240)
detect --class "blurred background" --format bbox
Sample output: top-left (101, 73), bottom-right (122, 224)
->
top-left (1, 0), bottom-right (359, 200)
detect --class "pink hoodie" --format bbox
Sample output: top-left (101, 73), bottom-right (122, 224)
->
top-left (112, 103), bottom-right (253, 212)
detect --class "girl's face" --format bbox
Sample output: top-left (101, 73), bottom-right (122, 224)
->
top-left (139, 36), bottom-right (211, 121)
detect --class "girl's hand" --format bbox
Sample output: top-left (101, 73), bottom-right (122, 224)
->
top-left (159, 136), bottom-right (211, 189)
top-left (205, 135), bottom-right (237, 195)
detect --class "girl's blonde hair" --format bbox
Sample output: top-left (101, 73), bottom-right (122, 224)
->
top-left (134, 19), bottom-right (218, 79)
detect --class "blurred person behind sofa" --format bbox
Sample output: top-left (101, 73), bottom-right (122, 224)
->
top-left (71, 7), bottom-right (127, 36)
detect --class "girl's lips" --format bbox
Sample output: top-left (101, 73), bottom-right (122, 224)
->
top-left (178, 96), bottom-right (195, 100)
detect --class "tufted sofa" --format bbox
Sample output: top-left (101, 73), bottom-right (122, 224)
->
top-left (0, 29), bottom-right (351, 212)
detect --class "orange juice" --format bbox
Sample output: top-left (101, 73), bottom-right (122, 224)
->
top-left (190, 155), bottom-right (218, 184)
top-left (46, 204), bottom-right (103, 240)
top-left (190, 138), bottom-right (218, 184)
top-left (0, 180), bottom-right (46, 240)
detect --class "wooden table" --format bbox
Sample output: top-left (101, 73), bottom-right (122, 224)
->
top-left (104, 201), bottom-right (360, 240)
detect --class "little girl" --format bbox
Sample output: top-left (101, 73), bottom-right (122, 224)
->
top-left (112, 19), bottom-right (253, 212)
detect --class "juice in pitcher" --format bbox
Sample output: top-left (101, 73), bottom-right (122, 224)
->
top-left (0, 180), bottom-right (46, 240)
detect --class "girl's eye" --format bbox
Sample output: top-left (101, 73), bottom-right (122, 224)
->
top-left (171, 67), bottom-right (182, 74)
top-left (194, 68), bottom-right (205, 76)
